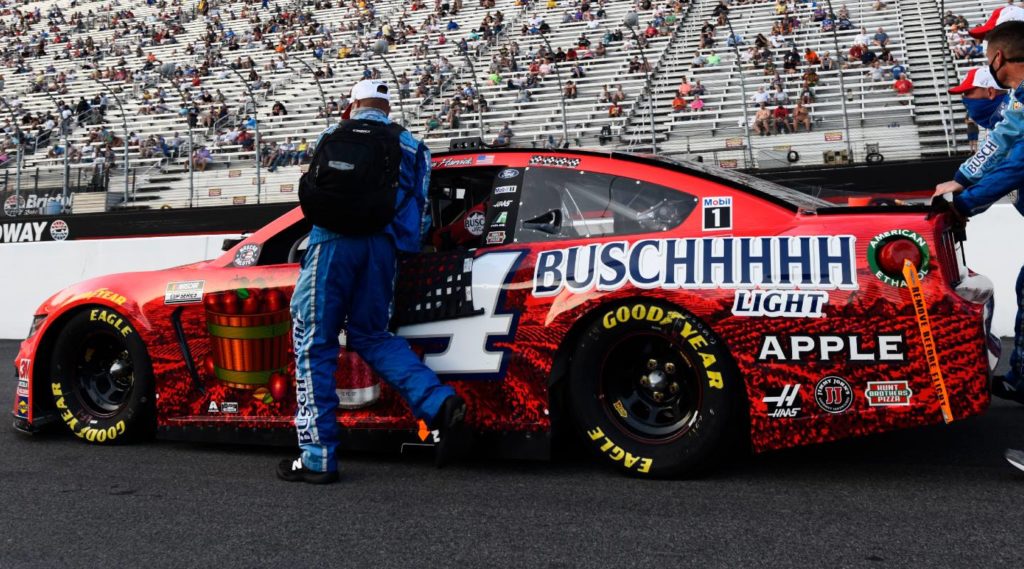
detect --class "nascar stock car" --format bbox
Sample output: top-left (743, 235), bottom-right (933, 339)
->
top-left (10, 149), bottom-right (1000, 477)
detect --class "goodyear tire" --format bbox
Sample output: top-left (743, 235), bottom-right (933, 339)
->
top-left (49, 307), bottom-right (155, 444)
top-left (568, 301), bottom-right (739, 478)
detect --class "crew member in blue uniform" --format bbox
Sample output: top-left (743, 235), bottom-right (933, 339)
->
top-left (278, 80), bottom-right (467, 484)
top-left (933, 22), bottom-right (1024, 473)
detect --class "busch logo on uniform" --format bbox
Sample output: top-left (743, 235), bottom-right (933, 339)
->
top-left (532, 236), bottom-right (857, 296)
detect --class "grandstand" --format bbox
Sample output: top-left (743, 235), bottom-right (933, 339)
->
top-left (0, 0), bottom-right (1007, 213)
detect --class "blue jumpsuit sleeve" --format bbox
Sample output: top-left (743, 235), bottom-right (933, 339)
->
top-left (416, 143), bottom-right (432, 242)
top-left (957, 86), bottom-right (1024, 185)
top-left (953, 139), bottom-right (1024, 216)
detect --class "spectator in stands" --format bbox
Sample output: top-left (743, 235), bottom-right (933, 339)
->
top-left (802, 68), bottom-right (819, 90)
top-left (773, 104), bottom-right (791, 133)
top-left (872, 0), bottom-right (885, 10)
top-left (805, 48), bottom-right (820, 65)
top-left (894, 73), bottom-right (913, 102)
top-left (873, 27), bottom-right (889, 47)
top-left (692, 81), bottom-right (707, 96)
top-left (515, 89), bottom-right (533, 103)
top-left (608, 101), bottom-right (623, 117)
top-left (272, 101), bottom-right (288, 116)
top-left (564, 80), bottom-right (578, 99)
top-left (294, 138), bottom-right (311, 165)
top-left (707, 51), bottom-right (721, 66)
top-left (783, 48), bottom-right (801, 73)
top-left (599, 85), bottom-right (611, 103)
top-left (867, 60), bottom-right (885, 83)
top-left (238, 128), bottom-right (254, 151)
top-left (861, 48), bottom-right (878, 66)
top-left (822, 15), bottom-right (835, 32)
top-left (849, 42), bottom-right (866, 63)
top-left (773, 86), bottom-right (789, 105)
top-left (692, 52), bottom-right (707, 68)
top-left (672, 93), bottom-right (687, 112)
top-left (792, 101), bottom-right (812, 132)
top-left (492, 122), bottom-right (514, 146)
top-left (727, 31), bottom-right (745, 47)
top-left (752, 86), bottom-right (770, 106)
top-left (889, 60), bottom-right (907, 80)
top-left (192, 146), bottom-right (212, 172)
top-left (820, 51), bottom-right (837, 71)
top-left (690, 96), bottom-right (706, 112)
top-left (678, 77), bottom-right (693, 96)
top-left (612, 84), bottom-right (626, 103)
top-left (754, 104), bottom-right (773, 135)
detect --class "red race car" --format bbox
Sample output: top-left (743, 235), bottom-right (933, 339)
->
top-left (10, 149), bottom-right (1000, 477)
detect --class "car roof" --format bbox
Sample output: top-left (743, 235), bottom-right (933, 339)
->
top-left (432, 147), bottom-right (831, 212)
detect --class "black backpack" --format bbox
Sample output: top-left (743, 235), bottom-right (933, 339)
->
top-left (298, 119), bottom-right (407, 235)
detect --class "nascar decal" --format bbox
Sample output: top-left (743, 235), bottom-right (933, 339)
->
top-left (533, 236), bottom-right (858, 296)
top-left (399, 251), bottom-right (523, 379)
top-left (50, 219), bottom-right (69, 241)
top-left (867, 229), bottom-right (930, 287)
top-left (529, 155), bottom-right (580, 168)
top-left (165, 280), bottom-right (206, 304)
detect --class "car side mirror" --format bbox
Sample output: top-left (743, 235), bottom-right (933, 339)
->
top-left (522, 209), bottom-right (563, 235)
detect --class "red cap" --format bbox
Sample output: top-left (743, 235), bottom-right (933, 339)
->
top-left (949, 66), bottom-right (1001, 94)
top-left (969, 5), bottom-right (1024, 39)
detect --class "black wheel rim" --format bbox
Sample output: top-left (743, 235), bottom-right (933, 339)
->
top-left (71, 329), bottom-right (135, 417)
top-left (598, 332), bottom-right (702, 443)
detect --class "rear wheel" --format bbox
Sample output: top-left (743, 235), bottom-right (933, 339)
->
top-left (568, 301), bottom-right (740, 478)
top-left (48, 308), bottom-right (155, 444)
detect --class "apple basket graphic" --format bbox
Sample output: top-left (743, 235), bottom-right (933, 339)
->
top-left (205, 289), bottom-right (291, 389)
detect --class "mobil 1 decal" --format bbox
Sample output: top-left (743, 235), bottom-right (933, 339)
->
top-left (702, 196), bottom-right (732, 231)
top-left (532, 236), bottom-right (857, 296)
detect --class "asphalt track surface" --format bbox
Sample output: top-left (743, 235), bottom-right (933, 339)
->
top-left (2, 339), bottom-right (1024, 568)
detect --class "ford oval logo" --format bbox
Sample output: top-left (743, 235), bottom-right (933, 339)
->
top-left (498, 169), bottom-right (519, 179)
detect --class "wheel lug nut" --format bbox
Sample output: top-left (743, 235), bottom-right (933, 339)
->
top-left (640, 376), bottom-right (651, 386)
top-left (669, 383), bottom-right (679, 394)
top-left (646, 359), bottom-right (658, 370)
top-left (665, 363), bottom-right (676, 374)
top-left (652, 392), bottom-right (665, 402)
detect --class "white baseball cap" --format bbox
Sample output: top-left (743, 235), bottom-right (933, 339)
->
top-left (970, 5), bottom-right (1024, 39)
top-left (949, 66), bottom-right (1002, 94)
top-left (350, 79), bottom-right (391, 102)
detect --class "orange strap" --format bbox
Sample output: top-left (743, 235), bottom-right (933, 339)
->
top-left (903, 260), bottom-right (954, 424)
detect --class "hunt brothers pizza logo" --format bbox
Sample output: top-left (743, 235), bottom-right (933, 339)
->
top-left (864, 381), bottom-right (913, 406)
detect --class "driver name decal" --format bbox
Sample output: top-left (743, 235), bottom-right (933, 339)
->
top-left (532, 236), bottom-right (858, 296)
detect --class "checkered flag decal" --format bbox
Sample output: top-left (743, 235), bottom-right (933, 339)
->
top-left (393, 250), bottom-right (483, 327)
top-left (528, 156), bottom-right (581, 168)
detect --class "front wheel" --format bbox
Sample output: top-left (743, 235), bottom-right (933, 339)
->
top-left (568, 301), bottom-right (741, 478)
top-left (49, 307), bottom-right (155, 443)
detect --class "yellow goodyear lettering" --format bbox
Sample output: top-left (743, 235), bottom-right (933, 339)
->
top-left (587, 426), bottom-right (656, 474)
top-left (602, 304), bottom-right (666, 329)
top-left (59, 408), bottom-right (127, 442)
top-left (89, 308), bottom-right (134, 337)
top-left (51, 382), bottom-right (63, 396)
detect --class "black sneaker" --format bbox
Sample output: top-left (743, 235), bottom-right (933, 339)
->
top-left (431, 395), bottom-right (469, 468)
top-left (276, 458), bottom-right (340, 484)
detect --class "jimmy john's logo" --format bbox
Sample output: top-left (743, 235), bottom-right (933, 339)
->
top-left (532, 236), bottom-right (857, 296)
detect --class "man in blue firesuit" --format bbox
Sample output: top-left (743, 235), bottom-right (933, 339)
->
top-left (278, 80), bottom-right (467, 484)
top-left (933, 21), bottom-right (1024, 473)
